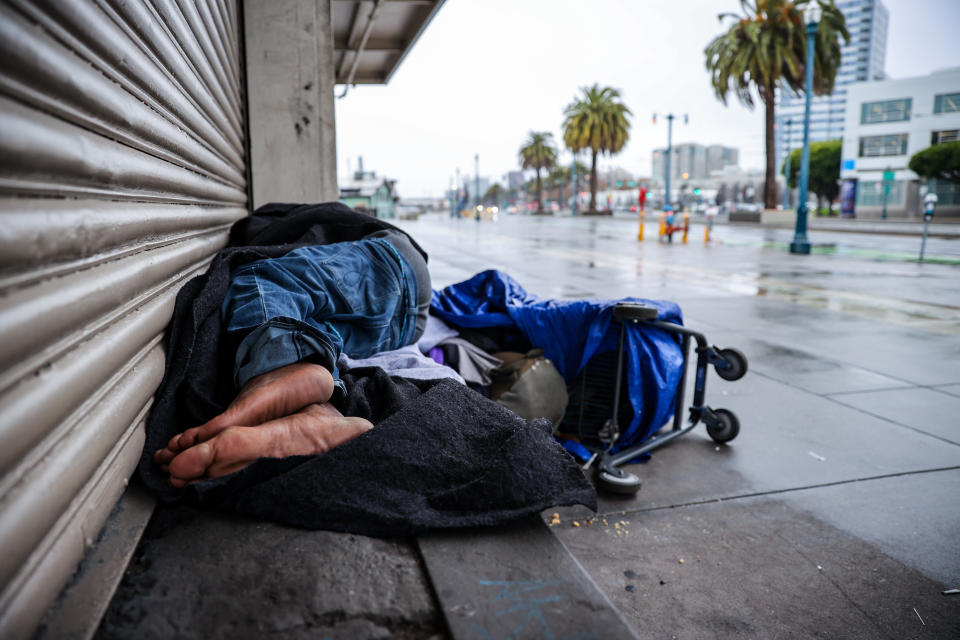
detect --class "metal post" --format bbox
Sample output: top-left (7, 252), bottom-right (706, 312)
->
top-left (881, 167), bottom-right (891, 220)
top-left (455, 167), bottom-right (461, 219)
top-left (919, 218), bottom-right (930, 262)
top-left (790, 13), bottom-right (819, 255)
top-left (449, 177), bottom-right (456, 220)
top-left (474, 153), bottom-right (480, 220)
top-left (920, 191), bottom-right (938, 262)
top-left (782, 117), bottom-right (792, 209)
top-left (665, 114), bottom-right (674, 212)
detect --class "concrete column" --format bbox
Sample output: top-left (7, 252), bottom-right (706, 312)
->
top-left (244, 0), bottom-right (338, 208)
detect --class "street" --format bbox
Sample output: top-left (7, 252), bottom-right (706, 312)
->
top-left (397, 211), bottom-right (960, 638)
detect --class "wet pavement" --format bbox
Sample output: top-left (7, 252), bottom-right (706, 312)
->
top-left (400, 212), bottom-right (960, 638)
top-left (96, 212), bottom-right (960, 639)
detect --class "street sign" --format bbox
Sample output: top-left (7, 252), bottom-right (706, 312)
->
top-left (883, 170), bottom-right (895, 181)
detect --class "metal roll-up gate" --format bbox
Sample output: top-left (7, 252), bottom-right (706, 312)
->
top-left (0, 1), bottom-right (248, 636)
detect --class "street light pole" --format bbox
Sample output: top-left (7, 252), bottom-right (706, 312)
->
top-left (654, 113), bottom-right (687, 212)
top-left (455, 167), bottom-right (461, 218)
top-left (665, 114), bottom-right (674, 211)
top-left (474, 153), bottom-right (480, 208)
top-left (782, 117), bottom-right (793, 210)
top-left (881, 166), bottom-right (891, 220)
top-left (790, 3), bottom-right (820, 255)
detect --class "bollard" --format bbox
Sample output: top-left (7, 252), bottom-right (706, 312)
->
top-left (682, 212), bottom-right (689, 244)
top-left (638, 210), bottom-right (645, 242)
top-left (703, 223), bottom-right (710, 244)
top-left (658, 212), bottom-right (666, 242)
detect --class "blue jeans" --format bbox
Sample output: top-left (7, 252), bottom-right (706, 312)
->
top-left (222, 237), bottom-right (420, 397)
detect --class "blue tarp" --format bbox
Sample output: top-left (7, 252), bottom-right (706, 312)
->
top-left (430, 270), bottom-right (685, 459)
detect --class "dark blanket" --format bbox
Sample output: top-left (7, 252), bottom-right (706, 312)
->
top-left (138, 202), bottom-right (596, 536)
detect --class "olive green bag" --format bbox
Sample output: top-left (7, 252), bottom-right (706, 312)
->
top-left (489, 349), bottom-right (569, 432)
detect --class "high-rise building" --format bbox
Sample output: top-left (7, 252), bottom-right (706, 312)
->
top-left (775, 0), bottom-right (889, 167)
top-left (652, 143), bottom-right (739, 183)
top-left (506, 171), bottom-right (525, 190)
top-left (706, 145), bottom-right (740, 175)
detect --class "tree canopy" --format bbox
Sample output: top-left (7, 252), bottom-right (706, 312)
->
top-left (782, 138), bottom-right (841, 207)
top-left (908, 142), bottom-right (960, 182)
top-left (483, 182), bottom-right (504, 205)
top-left (562, 84), bottom-right (632, 212)
top-left (705, 0), bottom-right (848, 208)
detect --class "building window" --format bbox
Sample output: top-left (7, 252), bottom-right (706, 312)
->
top-left (859, 134), bottom-right (908, 157)
top-left (934, 93), bottom-right (960, 114)
top-left (932, 130), bottom-right (959, 145)
top-left (931, 179), bottom-right (960, 206)
top-left (860, 98), bottom-right (911, 124)
top-left (856, 180), bottom-right (904, 207)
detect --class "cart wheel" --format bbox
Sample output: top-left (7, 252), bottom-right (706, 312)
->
top-left (595, 466), bottom-right (642, 495)
top-left (613, 302), bottom-right (659, 322)
top-left (715, 348), bottom-right (748, 381)
top-left (707, 408), bottom-right (740, 443)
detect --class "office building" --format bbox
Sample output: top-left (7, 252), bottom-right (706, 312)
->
top-left (651, 143), bottom-right (739, 184)
top-left (840, 67), bottom-right (960, 218)
top-left (776, 0), bottom-right (889, 167)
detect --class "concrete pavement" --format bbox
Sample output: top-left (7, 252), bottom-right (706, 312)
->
top-left (408, 212), bottom-right (960, 638)
top-left (92, 211), bottom-right (959, 639)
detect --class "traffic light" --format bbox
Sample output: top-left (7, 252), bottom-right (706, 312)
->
top-left (693, 187), bottom-right (701, 195)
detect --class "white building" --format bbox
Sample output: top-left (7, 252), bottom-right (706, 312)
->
top-left (776, 0), bottom-right (889, 168)
top-left (839, 67), bottom-right (960, 218)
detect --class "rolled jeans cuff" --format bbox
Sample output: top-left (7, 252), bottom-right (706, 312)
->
top-left (234, 318), bottom-right (343, 397)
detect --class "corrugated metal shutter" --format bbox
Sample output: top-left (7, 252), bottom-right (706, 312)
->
top-left (0, 1), bottom-right (248, 636)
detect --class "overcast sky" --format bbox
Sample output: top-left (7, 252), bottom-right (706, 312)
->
top-left (335, 0), bottom-right (960, 198)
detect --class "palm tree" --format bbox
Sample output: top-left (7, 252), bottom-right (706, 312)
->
top-left (518, 131), bottom-right (558, 213)
top-left (705, 0), bottom-right (848, 209)
top-left (548, 166), bottom-right (569, 202)
top-left (562, 84), bottom-right (632, 213)
top-left (483, 182), bottom-right (504, 206)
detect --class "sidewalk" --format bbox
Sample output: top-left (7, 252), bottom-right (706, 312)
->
top-left (807, 217), bottom-right (959, 237)
top-left (90, 212), bottom-right (960, 639)
top-left (594, 207), bottom-right (960, 237)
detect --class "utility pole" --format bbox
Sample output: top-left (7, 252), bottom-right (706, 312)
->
top-left (653, 113), bottom-right (687, 212)
top-left (474, 153), bottom-right (480, 209)
top-left (455, 167), bottom-right (461, 219)
top-left (789, 3), bottom-right (820, 255)
top-left (881, 166), bottom-right (892, 220)
top-left (782, 117), bottom-right (793, 210)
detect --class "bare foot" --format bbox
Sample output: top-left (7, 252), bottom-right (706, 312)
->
top-left (166, 403), bottom-right (372, 487)
top-left (154, 362), bottom-right (334, 466)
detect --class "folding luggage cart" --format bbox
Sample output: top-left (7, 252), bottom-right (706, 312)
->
top-left (560, 302), bottom-right (748, 494)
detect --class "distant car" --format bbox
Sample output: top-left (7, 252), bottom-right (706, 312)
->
top-left (734, 202), bottom-right (760, 213)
